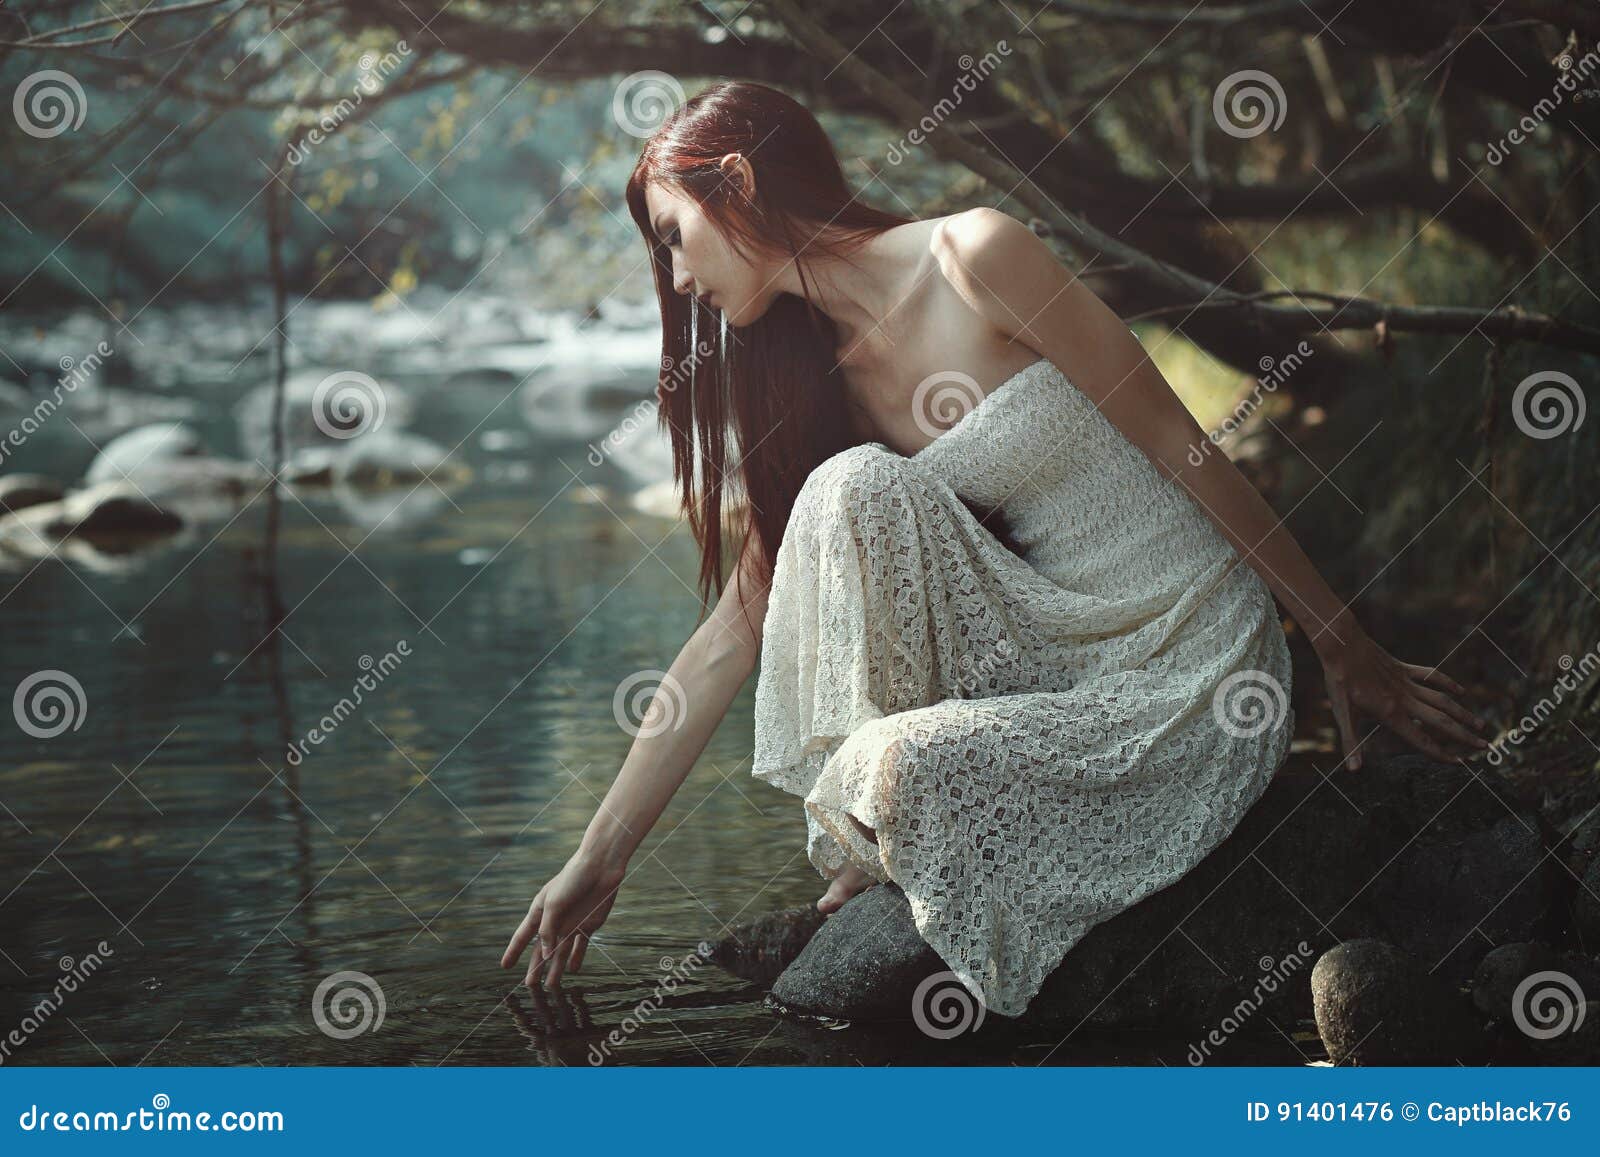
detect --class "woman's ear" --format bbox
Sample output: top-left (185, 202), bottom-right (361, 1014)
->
top-left (717, 152), bottom-right (756, 201)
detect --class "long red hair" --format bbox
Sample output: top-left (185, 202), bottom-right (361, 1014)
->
top-left (625, 80), bottom-right (1012, 635)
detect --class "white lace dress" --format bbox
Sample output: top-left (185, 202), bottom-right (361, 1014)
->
top-left (751, 355), bottom-right (1296, 1018)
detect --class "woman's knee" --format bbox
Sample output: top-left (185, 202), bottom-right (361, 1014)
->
top-left (792, 442), bottom-right (915, 525)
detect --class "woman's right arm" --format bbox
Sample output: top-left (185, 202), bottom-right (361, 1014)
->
top-left (500, 534), bottom-right (772, 987)
top-left (575, 535), bottom-right (771, 870)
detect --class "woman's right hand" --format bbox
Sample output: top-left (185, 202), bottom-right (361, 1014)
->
top-left (500, 848), bottom-right (627, 989)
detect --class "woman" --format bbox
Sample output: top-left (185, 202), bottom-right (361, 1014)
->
top-left (501, 80), bottom-right (1490, 1018)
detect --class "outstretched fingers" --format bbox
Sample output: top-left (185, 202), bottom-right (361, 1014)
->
top-left (1408, 681), bottom-right (1492, 748)
top-left (1404, 662), bottom-right (1469, 699)
top-left (501, 890), bottom-right (546, 970)
top-left (1328, 680), bottom-right (1362, 771)
top-left (1397, 697), bottom-right (1481, 758)
top-left (1388, 709), bottom-right (1459, 763)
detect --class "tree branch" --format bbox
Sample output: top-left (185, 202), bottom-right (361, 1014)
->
top-left (763, 0), bottom-right (1600, 355)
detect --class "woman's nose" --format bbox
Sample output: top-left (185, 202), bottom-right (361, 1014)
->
top-left (671, 254), bottom-right (693, 296)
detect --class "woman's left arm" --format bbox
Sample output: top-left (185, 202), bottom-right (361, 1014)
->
top-left (938, 208), bottom-right (1492, 770)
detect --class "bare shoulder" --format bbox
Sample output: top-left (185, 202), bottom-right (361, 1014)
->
top-left (928, 208), bottom-right (1048, 317)
top-left (930, 207), bottom-right (1038, 276)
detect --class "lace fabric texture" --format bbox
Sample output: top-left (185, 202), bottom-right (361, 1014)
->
top-left (751, 356), bottom-right (1296, 1019)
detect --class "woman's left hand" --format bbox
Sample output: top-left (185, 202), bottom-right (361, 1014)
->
top-left (1317, 616), bottom-right (1493, 770)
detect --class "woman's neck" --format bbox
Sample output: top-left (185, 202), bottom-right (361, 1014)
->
top-left (769, 223), bottom-right (921, 360)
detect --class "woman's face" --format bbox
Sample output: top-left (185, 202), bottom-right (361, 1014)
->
top-left (644, 177), bottom-right (773, 327)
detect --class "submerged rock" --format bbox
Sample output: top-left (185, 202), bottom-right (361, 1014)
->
top-left (84, 421), bottom-right (207, 482)
top-left (334, 429), bottom-right (470, 487)
top-left (0, 473), bottom-right (64, 514)
top-left (84, 423), bottom-right (268, 503)
top-left (739, 755), bottom-right (1561, 1037)
top-left (0, 479), bottom-right (183, 558)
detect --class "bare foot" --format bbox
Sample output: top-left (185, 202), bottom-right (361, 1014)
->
top-left (817, 863), bottom-right (878, 914)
